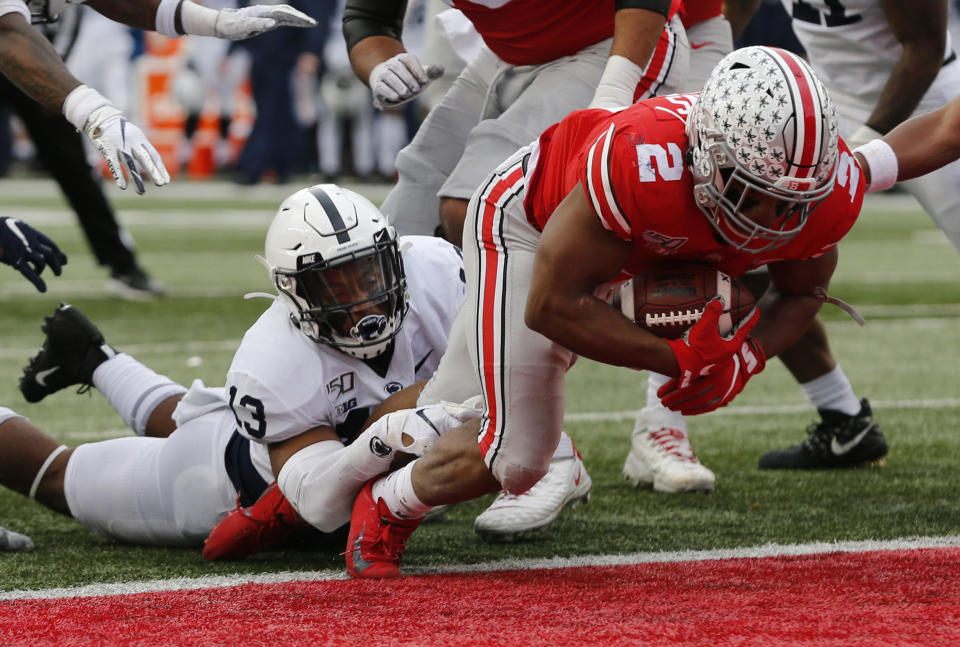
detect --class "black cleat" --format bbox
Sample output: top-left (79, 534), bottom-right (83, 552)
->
top-left (758, 398), bottom-right (887, 470)
top-left (107, 266), bottom-right (166, 301)
top-left (19, 303), bottom-right (116, 403)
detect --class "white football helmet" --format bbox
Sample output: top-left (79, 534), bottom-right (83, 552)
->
top-left (687, 46), bottom-right (839, 252)
top-left (263, 184), bottom-right (408, 359)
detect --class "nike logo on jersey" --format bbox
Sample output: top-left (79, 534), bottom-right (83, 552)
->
top-left (35, 366), bottom-right (59, 387)
top-left (830, 422), bottom-right (876, 456)
top-left (690, 41), bottom-right (715, 50)
top-left (414, 350), bottom-right (434, 373)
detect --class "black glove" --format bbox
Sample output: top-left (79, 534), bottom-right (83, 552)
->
top-left (0, 217), bottom-right (67, 292)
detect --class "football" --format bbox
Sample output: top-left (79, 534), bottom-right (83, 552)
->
top-left (618, 263), bottom-right (755, 339)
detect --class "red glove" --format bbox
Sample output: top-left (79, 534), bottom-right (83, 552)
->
top-left (658, 337), bottom-right (766, 414)
top-left (665, 297), bottom-right (760, 389)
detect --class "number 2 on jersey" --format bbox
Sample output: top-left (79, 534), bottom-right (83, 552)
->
top-left (228, 386), bottom-right (267, 438)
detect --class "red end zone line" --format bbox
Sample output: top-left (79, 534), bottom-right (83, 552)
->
top-left (3, 544), bottom-right (959, 646)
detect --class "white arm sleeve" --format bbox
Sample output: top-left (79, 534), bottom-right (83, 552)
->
top-left (277, 432), bottom-right (395, 532)
top-left (0, 0), bottom-right (30, 21)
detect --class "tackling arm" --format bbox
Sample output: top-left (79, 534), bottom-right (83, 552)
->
top-left (850, 0), bottom-right (946, 145)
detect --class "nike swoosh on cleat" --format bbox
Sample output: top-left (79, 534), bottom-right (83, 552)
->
top-left (830, 422), bottom-right (876, 455)
top-left (574, 464), bottom-right (582, 486)
top-left (351, 524), bottom-right (373, 573)
top-left (35, 367), bottom-right (59, 387)
top-left (690, 41), bottom-right (715, 50)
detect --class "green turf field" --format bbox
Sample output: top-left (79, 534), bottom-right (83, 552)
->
top-left (1, 180), bottom-right (958, 592)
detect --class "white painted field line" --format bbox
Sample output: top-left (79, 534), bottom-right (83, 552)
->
top-left (565, 397), bottom-right (960, 423)
top-left (3, 535), bottom-right (958, 601)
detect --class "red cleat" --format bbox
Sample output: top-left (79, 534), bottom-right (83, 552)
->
top-left (345, 480), bottom-right (422, 578)
top-left (203, 481), bottom-right (307, 560)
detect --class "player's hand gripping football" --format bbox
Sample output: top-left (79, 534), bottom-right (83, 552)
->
top-left (369, 53), bottom-right (444, 110)
top-left (664, 297), bottom-right (760, 389)
top-left (658, 336), bottom-right (766, 414)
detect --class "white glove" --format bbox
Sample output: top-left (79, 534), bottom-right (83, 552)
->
top-left (369, 52), bottom-right (444, 110)
top-left (62, 85), bottom-right (170, 194)
top-left (180, 1), bottom-right (316, 40)
top-left (381, 395), bottom-right (484, 456)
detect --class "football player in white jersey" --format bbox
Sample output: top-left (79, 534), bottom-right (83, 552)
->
top-left (0, 0), bottom-right (315, 194)
top-left (0, 185), bottom-right (472, 551)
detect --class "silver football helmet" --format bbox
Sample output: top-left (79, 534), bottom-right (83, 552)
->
top-left (687, 46), bottom-right (839, 252)
top-left (263, 184), bottom-right (408, 359)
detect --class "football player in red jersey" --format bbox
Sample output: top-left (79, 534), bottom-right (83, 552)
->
top-left (344, 46), bottom-right (867, 578)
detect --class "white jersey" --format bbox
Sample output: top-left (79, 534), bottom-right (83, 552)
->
top-left (225, 235), bottom-right (466, 490)
top-left (783, 0), bottom-right (954, 107)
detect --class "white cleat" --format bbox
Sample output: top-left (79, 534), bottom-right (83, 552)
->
top-left (623, 410), bottom-right (715, 493)
top-left (475, 451), bottom-right (592, 542)
top-left (0, 526), bottom-right (35, 551)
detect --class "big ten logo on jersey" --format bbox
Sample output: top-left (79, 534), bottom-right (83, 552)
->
top-left (836, 151), bottom-right (861, 201)
top-left (791, 0), bottom-right (861, 28)
top-left (336, 397), bottom-right (358, 416)
top-left (327, 372), bottom-right (355, 397)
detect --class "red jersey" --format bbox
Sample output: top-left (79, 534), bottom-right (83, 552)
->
top-left (524, 94), bottom-right (864, 279)
top-left (447, 0), bottom-right (681, 66)
top-left (680, 0), bottom-right (722, 28)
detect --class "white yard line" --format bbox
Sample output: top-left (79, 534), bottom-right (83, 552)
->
top-left (2, 535), bottom-right (958, 601)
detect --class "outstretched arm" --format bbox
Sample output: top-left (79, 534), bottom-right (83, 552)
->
top-left (88, 0), bottom-right (316, 40)
top-left (854, 95), bottom-right (960, 190)
top-left (0, 11), bottom-right (82, 113)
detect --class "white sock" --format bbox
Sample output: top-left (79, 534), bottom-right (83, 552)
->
top-left (800, 366), bottom-right (861, 416)
top-left (640, 372), bottom-right (687, 432)
top-left (92, 354), bottom-right (187, 435)
top-left (551, 431), bottom-right (575, 460)
top-left (371, 461), bottom-right (432, 520)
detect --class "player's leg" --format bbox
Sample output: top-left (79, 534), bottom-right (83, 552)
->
top-left (736, 272), bottom-right (886, 469)
top-left (346, 155), bottom-right (577, 576)
top-left (0, 408), bottom-right (74, 514)
top-left (64, 410), bottom-right (237, 545)
top-left (19, 304), bottom-right (187, 437)
top-left (437, 41), bottom-right (610, 247)
top-left (378, 47), bottom-right (499, 237)
top-left (900, 60), bottom-right (960, 252)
